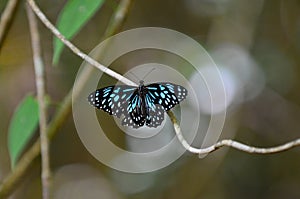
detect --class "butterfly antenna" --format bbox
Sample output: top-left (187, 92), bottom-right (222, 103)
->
top-left (128, 67), bottom-right (156, 83)
top-left (141, 67), bottom-right (156, 80)
top-left (128, 71), bottom-right (140, 83)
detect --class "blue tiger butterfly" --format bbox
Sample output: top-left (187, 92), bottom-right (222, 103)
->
top-left (87, 81), bottom-right (188, 128)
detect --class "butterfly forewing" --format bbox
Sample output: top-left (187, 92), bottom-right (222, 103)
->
top-left (161, 83), bottom-right (188, 102)
top-left (87, 85), bottom-right (136, 117)
top-left (146, 82), bottom-right (187, 111)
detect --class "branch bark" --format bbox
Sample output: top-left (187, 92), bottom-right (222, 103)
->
top-left (26, 5), bottom-right (51, 199)
top-left (27, 0), bottom-right (136, 87)
top-left (167, 111), bottom-right (300, 156)
top-left (0, 0), bottom-right (21, 48)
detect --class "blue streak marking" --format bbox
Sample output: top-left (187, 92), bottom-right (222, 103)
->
top-left (126, 93), bottom-right (133, 100)
top-left (131, 96), bottom-right (138, 109)
top-left (114, 88), bottom-right (120, 93)
top-left (123, 88), bottom-right (135, 92)
top-left (114, 95), bottom-right (119, 102)
top-left (148, 92), bottom-right (155, 99)
top-left (148, 87), bottom-right (158, 90)
top-left (137, 97), bottom-right (140, 107)
top-left (159, 85), bottom-right (165, 90)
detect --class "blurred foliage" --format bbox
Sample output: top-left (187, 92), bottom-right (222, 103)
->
top-left (53, 0), bottom-right (105, 64)
top-left (8, 95), bottom-right (39, 168)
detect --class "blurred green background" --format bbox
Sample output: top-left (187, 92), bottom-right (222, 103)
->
top-left (1, 0), bottom-right (300, 198)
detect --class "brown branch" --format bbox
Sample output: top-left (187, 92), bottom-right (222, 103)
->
top-left (0, 0), bottom-right (21, 48)
top-left (27, 0), bottom-right (136, 87)
top-left (167, 111), bottom-right (300, 156)
top-left (26, 5), bottom-right (51, 199)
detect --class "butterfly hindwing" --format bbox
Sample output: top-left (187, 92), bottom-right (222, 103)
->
top-left (122, 91), bottom-right (145, 128)
top-left (128, 90), bottom-right (147, 126)
top-left (146, 104), bottom-right (165, 127)
top-left (122, 113), bottom-right (145, 128)
top-left (122, 93), bottom-right (165, 128)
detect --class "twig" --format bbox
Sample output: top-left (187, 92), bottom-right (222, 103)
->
top-left (0, 0), bottom-right (134, 198)
top-left (0, 0), bottom-right (20, 47)
top-left (167, 111), bottom-right (300, 155)
top-left (27, 0), bottom-right (136, 87)
top-left (26, 5), bottom-right (51, 199)
top-left (104, 0), bottom-right (132, 37)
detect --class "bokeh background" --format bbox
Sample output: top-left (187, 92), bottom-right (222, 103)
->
top-left (1, 0), bottom-right (300, 198)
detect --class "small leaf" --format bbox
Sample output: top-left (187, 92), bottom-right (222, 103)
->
top-left (8, 95), bottom-right (39, 168)
top-left (53, 0), bottom-right (105, 64)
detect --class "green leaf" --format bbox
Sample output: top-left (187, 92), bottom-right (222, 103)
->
top-left (53, 0), bottom-right (105, 64)
top-left (8, 95), bottom-right (39, 168)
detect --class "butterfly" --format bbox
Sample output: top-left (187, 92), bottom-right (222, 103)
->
top-left (87, 81), bottom-right (188, 128)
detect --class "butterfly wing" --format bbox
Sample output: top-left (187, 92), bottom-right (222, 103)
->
top-left (88, 82), bottom-right (187, 129)
top-left (122, 90), bottom-right (147, 128)
top-left (122, 114), bottom-right (145, 129)
top-left (123, 82), bottom-right (188, 128)
top-left (161, 82), bottom-right (188, 102)
top-left (146, 82), bottom-right (188, 111)
top-left (144, 92), bottom-right (165, 127)
top-left (87, 85), bottom-right (136, 117)
top-left (121, 92), bottom-right (166, 128)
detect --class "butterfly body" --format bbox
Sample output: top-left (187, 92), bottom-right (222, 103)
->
top-left (88, 81), bottom-right (187, 128)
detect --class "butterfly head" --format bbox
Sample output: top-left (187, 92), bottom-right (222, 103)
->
top-left (139, 80), bottom-right (144, 85)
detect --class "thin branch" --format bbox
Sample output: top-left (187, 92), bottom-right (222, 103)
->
top-left (27, 0), bottom-right (136, 87)
top-left (167, 111), bottom-right (300, 156)
top-left (26, 5), bottom-right (51, 199)
top-left (0, 0), bottom-right (134, 198)
top-left (0, 0), bottom-right (20, 48)
top-left (104, 0), bottom-right (133, 37)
